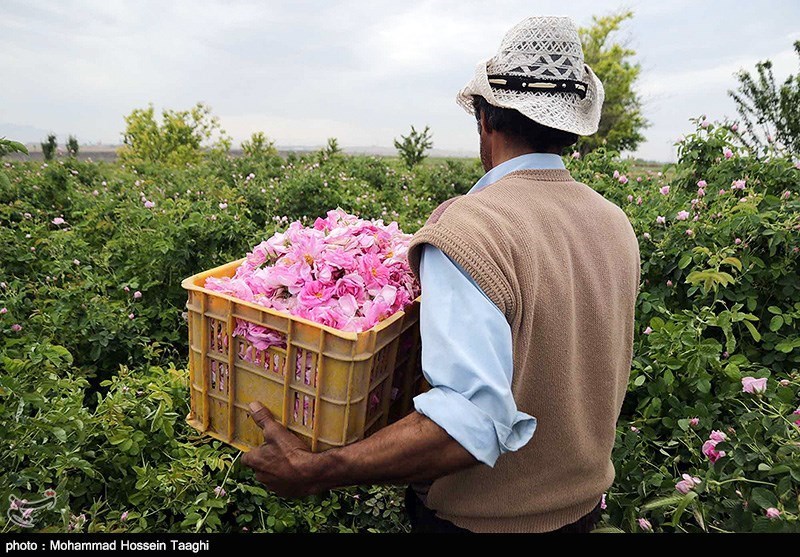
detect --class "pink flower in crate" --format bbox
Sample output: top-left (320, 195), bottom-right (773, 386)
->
top-left (133, 291), bottom-right (142, 299)
top-left (659, 186), bottom-right (670, 195)
top-left (697, 180), bottom-right (707, 188)
top-left (618, 175), bottom-right (628, 184)
top-left (298, 280), bottom-right (335, 307)
top-left (689, 417), bottom-right (700, 427)
top-left (723, 147), bottom-right (733, 159)
top-left (600, 494), bottom-right (607, 510)
top-left (676, 210), bottom-right (690, 221)
top-left (213, 486), bottom-right (226, 498)
top-left (571, 151), bottom-right (580, 159)
top-left (120, 511), bottom-right (129, 521)
top-left (0, 307), bottom-right (6, 314)
top-left (656, 216), bottom-right (666, 225)
top-left (52, 217), bottom-right (65, 225)
top-left (643, 326), bottom-right (653, 335)
top-left (613, 170), bottom-right (620, 179)
top-left (741, 376), bottom-right (767, 394)
top-left (637, 518), bottom-right (652, 532)
top-left (144, 200), bottom-right (155, 208)
top-left (11, 324), bottom-right (22, 332)
top-left (731, 179), bottom-right (746, 190)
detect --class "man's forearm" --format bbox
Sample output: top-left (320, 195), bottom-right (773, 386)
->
top-left (308, 411), bottom-right (479, 492)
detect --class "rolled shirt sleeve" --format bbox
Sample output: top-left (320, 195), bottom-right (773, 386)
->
top-left (412, 243), bottom-right (537, 467)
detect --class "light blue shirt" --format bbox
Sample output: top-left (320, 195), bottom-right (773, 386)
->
top-left (412, 153), bottom-right (566, 467)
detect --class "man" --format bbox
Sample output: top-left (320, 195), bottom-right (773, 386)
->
top-left (242, 15), bottom-right (640, 533)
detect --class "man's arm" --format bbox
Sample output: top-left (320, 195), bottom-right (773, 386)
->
top-left (241, 402), bottom-right (477, 498)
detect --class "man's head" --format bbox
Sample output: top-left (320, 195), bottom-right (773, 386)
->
top-left (472, 95), bottom-right (578, 171)
top-left (456, 16), bottom-right (605, 171)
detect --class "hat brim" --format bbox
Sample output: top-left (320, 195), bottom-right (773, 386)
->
top-left (456, 59), bottom-right (605, 136)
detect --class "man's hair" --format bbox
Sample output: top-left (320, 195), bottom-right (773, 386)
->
top-left (472, 95), bottom-right (578, 152)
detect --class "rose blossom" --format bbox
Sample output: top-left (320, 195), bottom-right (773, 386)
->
top-left (638, 518), bottom-right (653, 532)
top-left (766, 508), bottom-right (781, 519)
top-left (656, 216), bottom-right (666, 224)
top-left (675, 474), bottom-right (701, 494)
top-left (660, 186), bottom-right (670, 195)
top-left (741, 376), bottom-right (767, 394)
top-left (676, 210), bottom-right (690, 221)
top-left (689, 417), bottom-right (700, 427)
top-left (723, 147), bottom-right (733, 159)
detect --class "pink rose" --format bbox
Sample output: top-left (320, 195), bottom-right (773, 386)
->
top-left (676, 210), bottom-right (690, 221)
top-left (675, 474), bottom-right (701, 494)
top-left (637, 518), bottom-right (652, 532)
top-left (660, 186), bottom-right (670, 195)
top-left (723, 147), bottom-right (733, 159)
top-left (741, 376), bottom-right (767, 394)
top-left (702, 439), bottom-right (726, 463)
top-left (697, 180), bottom-right (707, 188)
top-left (689, 417), bottom-right (700, 427)
top-left (766, 508), bottom-right (781, 519)
top-left (709, 430), bottom-right (727, 443)
top-left (643, 326), bottom-right (653, 335)
top-left (656, 216), bottom-right (666, 224)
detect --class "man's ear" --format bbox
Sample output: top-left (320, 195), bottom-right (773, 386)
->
top-left (479, 111), bottom-right (490, 135)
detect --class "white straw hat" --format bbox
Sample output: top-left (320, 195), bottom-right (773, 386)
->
top-left (457, 16), bottom-right (604, 136)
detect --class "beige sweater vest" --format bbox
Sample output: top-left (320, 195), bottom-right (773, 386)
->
top-left (406, 168), bottom-right (640, 533)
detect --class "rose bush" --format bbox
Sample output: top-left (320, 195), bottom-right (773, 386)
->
top-left (1, 116), bottom-right (798, 532)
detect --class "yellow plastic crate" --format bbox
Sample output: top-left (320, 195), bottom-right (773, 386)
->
top-left (182, 258), bottom-right (425, 452)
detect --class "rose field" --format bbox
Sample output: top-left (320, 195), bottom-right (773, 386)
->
top-left (1, 118), bottom-right (799, 533)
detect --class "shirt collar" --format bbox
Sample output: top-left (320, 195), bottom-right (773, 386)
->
top-left (469, 153), bottom-right (566, 194)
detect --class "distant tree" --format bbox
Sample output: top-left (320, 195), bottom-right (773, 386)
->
top-left (728, 40), bottom-right (800, 155)
top-left (324, 137), bottom-right (342, 156)
top-left (241, 131), bottom-right (277, 159)
top-left (577, 11), bottom-right (648, 155)
top-left (394, 125), bottom-right (433, 169)
top-left (118, 102), bottom-right (230, 166)
top-left (41, 134), bottom-right (57, 161)
top-left (66, 135), bottom-right (79, 158)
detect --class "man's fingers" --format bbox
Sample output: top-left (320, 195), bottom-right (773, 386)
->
top-left (248, 401), bottom-right (275, 431)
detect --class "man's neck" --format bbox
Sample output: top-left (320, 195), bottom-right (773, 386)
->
top-left (491, 142), bottom-right (560, 169)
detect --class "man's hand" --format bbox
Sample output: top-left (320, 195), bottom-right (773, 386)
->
top-left (241, 399), bottom-right (478, 498)
top-left (240, 401), bottom-right (322, 498)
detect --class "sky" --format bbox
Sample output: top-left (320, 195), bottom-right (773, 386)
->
top-left (1, 0), bottom-right (799, 162)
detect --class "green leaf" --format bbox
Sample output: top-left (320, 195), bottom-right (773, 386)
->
top-left (743, 320), bottom-right (761, 342)
top-left (642, 494), bottom-right (685, 510)
top-left (633, 375), bottom-right (646, 387)
top-left (678, 254), bottom-right (692, 269)
top-left (750, 487), bottom-right (778, 510)
top-left (767, 306), bottom-right (783, 315)
top-left (720, 256), bottom-right (742, 272)
top-left (769, 315), bottom-right (784, 331)
top-left (591, 526), bottom-right (626, 533)
top-left (52, 427), bottom-right (67, 442)
top-left (670, 491), bottom-right (698, 527)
